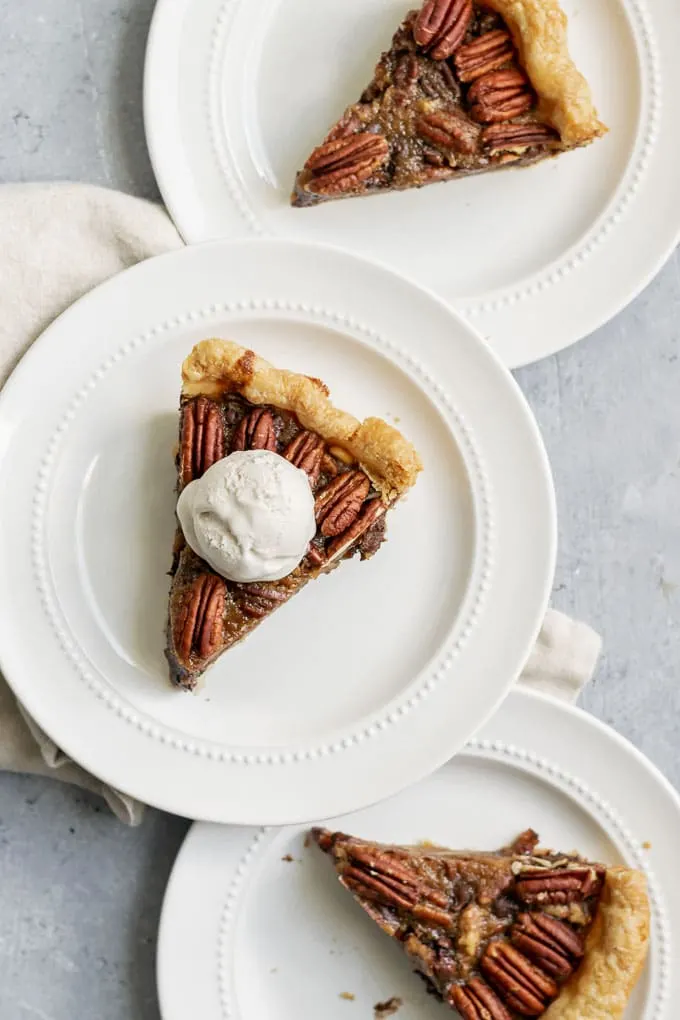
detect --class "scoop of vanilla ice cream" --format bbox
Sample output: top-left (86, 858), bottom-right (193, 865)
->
top-left (177, 450), bottom-right (316, 583)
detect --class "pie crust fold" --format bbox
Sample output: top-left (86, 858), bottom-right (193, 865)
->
top-left (487, 0), bottom-right (605, 146)
top-left (543, 867), bottom-right (651, 1020)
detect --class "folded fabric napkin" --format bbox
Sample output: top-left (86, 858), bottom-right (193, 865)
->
top-left (0, 182), bottom-right (602, 824)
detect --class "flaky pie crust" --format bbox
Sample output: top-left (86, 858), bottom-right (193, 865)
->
top-left (182, 339), bottom-right (423, 500)
top-left (487, 0), bottom-right (607, 146)
top-left (544, 868), bottom-right (650, 1020)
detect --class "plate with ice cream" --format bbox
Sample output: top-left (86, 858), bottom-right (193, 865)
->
top-left (0, 239), bottom-right (555, 822)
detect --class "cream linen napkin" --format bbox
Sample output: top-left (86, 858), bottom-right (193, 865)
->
top-left (0, 182), bottom-right (602, 824)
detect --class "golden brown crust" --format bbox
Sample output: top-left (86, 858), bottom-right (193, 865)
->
top-left (486, 0), bottom-right (607, 146)
top-left (543, 868), bottom-right (650, 1020)
top-left (181, 339), bottom-right (422, 499)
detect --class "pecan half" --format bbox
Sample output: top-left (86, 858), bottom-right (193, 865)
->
top-left (512, 913), bottom-right (583, 979)
top-left (481, 941), bottom-right (558, 1016)
top-left (305, 133), bottom-right (386, 174)
top-left (454, 29), bottom-right (514, 82)
top-left (342, 846), bottom-right (452, 923)
top-left (305, 133), bottom-right (389, 195)
top-left (326, 498), bottom-right (386, 559)
top-left (514, 867), bottom-right (604, 906)
top-left (450, 979), bottom-right (512, 1020)
top-left (234, 582), bottom-right (291, 619)
top-left (468, 68), bottom-right (534, 123)
top-left (344, 866), bottom-right (417, 911)
top-left (173, 573), bottom-right (225, 663)
top-left (416, 109), bottom-right (481, 155)
top-left (482, 122), bottom-right (559, 152)
top-left (414, 0), bottom-right (473, 59)
top-left (348, 847), bottom-right (444, 898)
top-left (308, 164), bottom-right (381, 196)
top-left (524, 912), bottom-right (585, 957)
top-left (283, 430), bottom-right (325, 486)
top-left (180, 396), bottom-right (224, 486)
top-left (231, 407), bottom-right (277, 452)
top-left (315, 470), bottom-right (370, 537)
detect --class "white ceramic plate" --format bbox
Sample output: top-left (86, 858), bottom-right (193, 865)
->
top-left (0, 240), bottom-right (554, 823)
top-left (157, 689), bottom-right (677, 1020)
top-left (144, 0), bottom-right (680, 368)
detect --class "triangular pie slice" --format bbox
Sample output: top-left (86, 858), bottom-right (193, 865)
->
top-left (312, 827), bottom-right (650, 1019)
top-left (165, 339), bottom-right (422, 689)
top-left (291, 0), bottom-right (606, 206)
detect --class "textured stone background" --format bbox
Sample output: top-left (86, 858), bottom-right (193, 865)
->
top-left (0, 1), bottom-right (678, 1017)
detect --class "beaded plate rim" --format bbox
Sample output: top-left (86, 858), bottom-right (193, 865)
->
top-left (31, 298), bottom-right (494, 765)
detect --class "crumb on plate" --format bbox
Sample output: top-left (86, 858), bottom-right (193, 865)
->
top-left (374, 997), bottom-right (403, 1017)
top-left (339, 991), bottom-right (355, 1001)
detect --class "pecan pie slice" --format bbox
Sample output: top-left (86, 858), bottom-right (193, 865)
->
top-left (312, 827), bottom-right (649, 1019)
top-left (291, 0), bottom-right (606, 206)
top-left (165, 339), bottom-right (422, 689)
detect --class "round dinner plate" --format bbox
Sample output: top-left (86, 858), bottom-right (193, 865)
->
top-left (0, 240), bottom-right (554, 823)
top-left (144, 0), bottom-right (680, 368)
top-left (157, 689), bottom-right (677, 1020)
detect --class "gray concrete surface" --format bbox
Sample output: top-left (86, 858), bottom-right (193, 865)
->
top-left (0, 1), bottom-right (678, 1018)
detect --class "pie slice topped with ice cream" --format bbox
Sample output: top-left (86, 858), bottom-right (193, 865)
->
top-left (291, 0), bottom-right (606, 206)
top-left (165, 340), bottom-right (422, 689)
top-left (312, 827), bottom-right (650, 1019)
